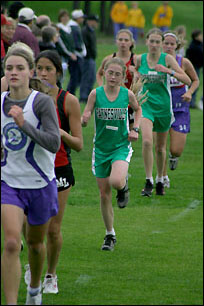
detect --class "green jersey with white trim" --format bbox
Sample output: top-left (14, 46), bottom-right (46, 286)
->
top-left (94, 86), bottom-right (130, 156)
top-left (138, 53), bottom-right (172, 117)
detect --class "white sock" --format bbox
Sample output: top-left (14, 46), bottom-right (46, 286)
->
top-left (28, 284), bottom-right (41, 296)
top-left (163, 175), bottom-right (169, 180)
top-left (146, 177), bottom-right (154, 184)
top-left (106, 228), bottom-right (115, 236)
top-left (156, 175), bottom-right (163, 183)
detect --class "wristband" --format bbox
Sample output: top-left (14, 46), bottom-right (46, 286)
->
top-left (170, 70), bottom-right (175, 76)
top-left (132, 127), bottom-right (140, 134)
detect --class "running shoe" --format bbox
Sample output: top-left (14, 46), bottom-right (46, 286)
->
top-left (163, 176), bottom-right (170, 188)
top-left (25, 287), bottom-right (42, 305)
top-left (43, 274), bottom-right (58, 294)
top-left (24, 264), bottom-right (31, 286)
top-left (116, 180), bottom-right (129, 208)
top-left (141, 179), bottom-right (153, 197)
top-left (169, 153), bottom-right (179, 170)
top-left (101, 234), bottom-right (116, 251)
top-left (156, 182), bottom-right (165, 195)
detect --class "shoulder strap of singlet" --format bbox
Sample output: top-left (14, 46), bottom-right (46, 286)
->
top-left (176, 54), bottom-right (183, 67)
top-left (130, 52), bottom-right (135, 66)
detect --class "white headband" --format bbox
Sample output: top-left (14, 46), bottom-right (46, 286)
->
top-left (164, 33), bottom-right (178, 41)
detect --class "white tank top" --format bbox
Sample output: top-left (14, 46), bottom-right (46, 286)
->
top-left (1, 90), bottom-right (56, 189)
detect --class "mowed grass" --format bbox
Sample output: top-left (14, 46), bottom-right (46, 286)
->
top-left (1, 106), bottom-right (203, 305)
top-left (1, 57), bottom-right (203, 305)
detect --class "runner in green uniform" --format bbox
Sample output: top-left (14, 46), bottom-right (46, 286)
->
top-left (135, 28), bottom-right (191, 196)
top-left (81, 57), bottom-right (142, 251)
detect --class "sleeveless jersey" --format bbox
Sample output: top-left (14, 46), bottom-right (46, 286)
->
top-left (55, 89), bottom-right (71, 167)
top-left (1, 90), bottom-right (56, 189)
top-left (138, 53), bottom-right (173, 117)
top-left (94, 86), bottom-right (130, 156)
top-left (113, 52), bottom-right (135, 89)
top-left (170, 54), bottom-right (189, 113)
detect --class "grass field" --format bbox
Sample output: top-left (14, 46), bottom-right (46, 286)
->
top-left (1, 46), bottom-right (203, 305)
top-left (1, 1), bottom-right (203, 305)
top-left (1, 102), bottom-right (203, 305)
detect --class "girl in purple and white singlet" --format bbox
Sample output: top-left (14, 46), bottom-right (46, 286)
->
top-left (161, 31), bottom-right (199, 187)
top-left (1, 42), bottom-right (60, 305)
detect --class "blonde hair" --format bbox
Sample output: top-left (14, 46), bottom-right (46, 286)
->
top-left (116, 29), bottom-right (135, 50)
top-left (174, 26), bottom-right (187, 50)
top-left (104, 57), bottom-right (127, 78)
top-left (163, 30), bottom-right (184, 51)
top-left (3, 42), bottom-right (50, 94)
top-left (146, 28), bottom-right (163, 40)
top-left (6, 17), bottom-right (17, 27)
top-left (3, 42), bottom-right (35, 70)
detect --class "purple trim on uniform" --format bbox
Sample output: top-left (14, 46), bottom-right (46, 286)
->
top-left (25, 121), bottom-right (51, 184)
top-left (171, 54), bottom-right (190, 133)
top-left (2, 92), bottom-right (10, 117)
top-left (171, 86), bottom-right (190, 113)
top-left (176, 54), bottom-right (182, 67)
top-left (1, 179), bottom-right (58, 225)
top-left (32, 91), bottom-right (40, 121)
top-left (171, 111), bottom-right (190, 133)
top-left (1, 147), bottom-right (8, 166)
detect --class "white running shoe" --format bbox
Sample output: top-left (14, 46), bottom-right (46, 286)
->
top-left (163, 176), bottom-right (170, 188)
top-left (43, 274), bottom-right (58, 294)
top-left (169, 153), bottom-right (179, 170)
top-left (24, 264), bottom-right (31, 286)
top-left (25, 287), bottom-right (42, 305)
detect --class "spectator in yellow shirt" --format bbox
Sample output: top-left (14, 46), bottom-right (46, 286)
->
top-left (152, 1), bottom-right (173, 32)
top-left (110, 1), bottom-right (128, 38)
top-left (125, 2), bottom-right (145, 42)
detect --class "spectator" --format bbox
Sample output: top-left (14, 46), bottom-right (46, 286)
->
top-left (110, 1), bottom-right (128, 39)
top-left (1, 16), bottom-right (16, 53)
top-left (32, 15), bottom-right (51, 41)
top-left (125, 1), bottom-right (145, 43)
top-left (8, 1), bottom-right (25, 20)
top-left (1, 14), bottom-right (11, 59)
top-left (39, 26), bottom-right (59, 52)
top-left (11, 7), bottom-right (40, 58)
top-left (1, 1), bottom-right (8, 15)
top-left (152, 1), bottom-right (173, 32)
top-left (186, 29), bottom-right (203, 108)
top-left (67, 9), bottom-right (86, 95)
top-left (80, 14), bottom-right (99, 103)
top-left (1, 38), bottom-right (5, 59)
top-left (56, 9), bottom-right (77, 84)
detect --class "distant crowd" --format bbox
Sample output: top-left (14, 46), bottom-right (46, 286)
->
top-left (1, 1), bottom-right (203, 108)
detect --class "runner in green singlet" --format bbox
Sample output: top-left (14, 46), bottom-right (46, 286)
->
top-left (135, 28), bottom-right (191, 196)
top-left (81, 57), bottom-right (142, 251)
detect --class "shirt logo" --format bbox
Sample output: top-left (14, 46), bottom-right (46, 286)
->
top-left (56, 177), bottom-right (69, 188)
top-left (141, 73), bottom-right (166, 84)
top-left (3, 122), bottom-right (27, 151)
top-left (96, 108), bottom-right (127, 120)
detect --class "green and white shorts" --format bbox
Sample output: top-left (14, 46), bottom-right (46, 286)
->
top-left (92, 145), bottom-right (133, 178)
